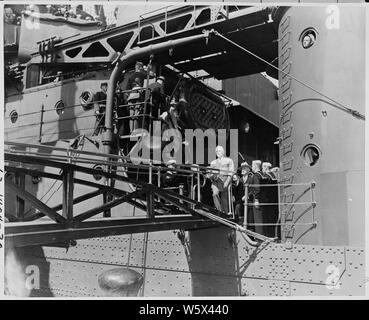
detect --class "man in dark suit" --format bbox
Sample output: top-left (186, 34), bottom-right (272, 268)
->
top-left (93, 82), bottom-right (108, 135)
top-left (126, 61), bottom-right (146, 132)
top-left (240, 161), bottom-right (255, 232)
top-left (148, 76), bottom-right (165, 119)
top-left (231, 174), bottom-right (244, 223)
top-left (250, 160), bottom-right (266, 235)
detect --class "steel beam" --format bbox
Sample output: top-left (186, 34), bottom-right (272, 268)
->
top-left (62, 168), bottom-right (74, 221)
top-left (53, 189), bottom-right (103, 212)
top-left (15, 172), bottom-right (25, 219)
top-left (74, 188), bottom-right (148, 222)
top-left (5, 165), bottom-right (62, 181)
top-left (5, 215), bottom-right (218, 247)
top-left (6, 180), bottom-right (66, 223)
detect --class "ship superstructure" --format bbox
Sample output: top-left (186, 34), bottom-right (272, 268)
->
top-left (3, 4), bottom-right (366, 297)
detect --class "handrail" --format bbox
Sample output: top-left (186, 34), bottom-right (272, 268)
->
top-left (4, 141), bottom-right (235, 176)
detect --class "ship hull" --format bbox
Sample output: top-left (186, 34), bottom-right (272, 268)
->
top-left (6, 228), bottom-right (365, 297)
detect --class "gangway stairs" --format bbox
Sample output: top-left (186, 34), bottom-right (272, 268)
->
top-left (4, 142), bottom-right (273, 248)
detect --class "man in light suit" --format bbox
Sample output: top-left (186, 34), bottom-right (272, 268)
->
top-left (209, 146), bottom-right (234, 216)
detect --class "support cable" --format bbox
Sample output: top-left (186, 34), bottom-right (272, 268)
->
top-left (212, 30), bottom-right (365, 121)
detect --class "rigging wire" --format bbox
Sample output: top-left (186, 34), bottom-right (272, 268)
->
top-left (213, 30), bottom-right (365, 121)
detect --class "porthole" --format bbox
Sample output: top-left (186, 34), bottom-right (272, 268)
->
top-left (5, 172), bottom-right (15, 180)
top-left (55, 100), bottom-right (65, 115)
top-left (299, 28), bottom-right (317, 49)
top-left (301, 144), bottom-right (321, 167)
top-left (31, 175), bottom-right (42, 184)
top-left (10, 110), bottom-right (18, 123)
top-left (80, 89), bottom-right (94, 110)
top-left (93, 165), bottom-right (104, 181)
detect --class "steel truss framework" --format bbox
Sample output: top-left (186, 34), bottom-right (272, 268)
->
top-left (26, 5), bottom-right (277, 79)
top-left (4, 151), bottom-right (232, 247)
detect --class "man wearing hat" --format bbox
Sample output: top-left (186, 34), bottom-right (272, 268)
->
top-left (93, 82), bottom-right (108, 135)
top-left (231, 174), bottom-right (244, 223)
top-left (126, 61), bottom-right (147, 132)
top-left (250, 160), bottom-right (267, 235)
top-left (148, 76), bottom-right (166, 119)
top-left (159, 96), bottom-right (184, 146)
top-left (162, 159), bottom-right (177, 188)
top-left (239, 161), bottom-right (255, 231)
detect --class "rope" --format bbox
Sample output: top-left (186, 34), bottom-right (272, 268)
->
top-left (4, 99), bottom-right (107, 120)
top-left (5, 126), bottom-right (96, 140)
top-left (5, 113), bottom-right (99, 130)
top-left (196, 208), bottom-right (275, 245)
top-left (213, 30), bottom-right (365, 121)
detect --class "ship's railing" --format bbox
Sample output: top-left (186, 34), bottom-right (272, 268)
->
top-left (4, 141), bottom-right (318, 244)
top-left (242, 181), bottom-right (317, 240)
top-left (4, 143), bottom-right (277, 246)
top-left (4, 140), bottom-right (235, 204)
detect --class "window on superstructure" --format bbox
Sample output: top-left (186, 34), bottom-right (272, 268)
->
top-left (92, 165), bottom-right (104, 181)
top-left (55, 100), bottom-right (65, 115)
top-left (301, 144), bottom-right (321, 167)
top-left (10, 110), bottom-right (18, 123)
top-left (25, 64), bottom-right (40, 88)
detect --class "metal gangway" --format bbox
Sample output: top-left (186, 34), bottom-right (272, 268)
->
top-left (3, 141), bottom-right (318, 249)
top-left (2, 141), bottom-right (272, 247)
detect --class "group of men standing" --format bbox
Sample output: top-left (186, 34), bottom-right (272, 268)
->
top-left (207, 146), bottom-right (279, 238)
top-left (232, 160), bottom-right (279, 238)
top-left (92, 63), bottom-right (279, 238)
top-left (93, 60), bottom-right (182, 141)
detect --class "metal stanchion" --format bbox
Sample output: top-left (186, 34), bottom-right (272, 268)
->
top-left (243, 184), bottom-right (248, 229)
top-left (197, 167), bottom-right (201, 202)
top-left (148, 161), bottom-right (152, 184)
top-left (179, 184), bottom-right (184, 204)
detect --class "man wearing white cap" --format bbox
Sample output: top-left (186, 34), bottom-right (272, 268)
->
top-left (209, 146), bottom-right (234, 215)
top-left (250, 160), bottom-right (265, 235)
top-left (162, 159), bottom-right (177, 188)
top-left (240, 161), bottom-right (255, 231)
top-left (262, 162), bottom-right (275, 180)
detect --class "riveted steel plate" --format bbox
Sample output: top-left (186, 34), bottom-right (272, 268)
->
top-left (341, 247), bottom-right (366, 296)
top-left (144, 231), bottom-right (190, 273)
top-left (236, 236), bottom-right (346, 284)
top-left (240, 278), bottom-right (269, 296)
top-left (289, 246), bottom-right (365, 298)
top-left (241, 278), bottom-right (291, 297)
top-left (11, 228), bottom-right (364, 297)
top-left (25, 234), bottom-right (148, 267)
top-left (143, 268), bottom-right (192, 297)
top-left (46, 257), bottom-right (143, 297)
top-left (267, 280), bottom-right (291, 296)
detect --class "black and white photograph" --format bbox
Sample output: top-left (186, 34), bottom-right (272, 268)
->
top-left (0, 0), bottom-right (367, 302)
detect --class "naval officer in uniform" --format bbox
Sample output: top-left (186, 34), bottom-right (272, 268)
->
top-left (250, 160), bottom-right (265, 235)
